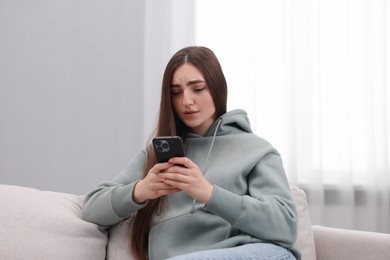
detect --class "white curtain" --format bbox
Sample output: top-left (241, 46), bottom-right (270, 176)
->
top-left (195, 0), bottom-right (390, 233)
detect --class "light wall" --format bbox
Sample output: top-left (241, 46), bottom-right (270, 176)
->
top-left (0, 0), bottom-right (195, 194)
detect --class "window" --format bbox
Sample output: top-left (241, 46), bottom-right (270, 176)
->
top-left (195, 0), bottom-right (390, 187)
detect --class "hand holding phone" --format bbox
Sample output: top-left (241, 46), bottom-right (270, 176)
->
top-left (152, 136), bottom-right (185, 163)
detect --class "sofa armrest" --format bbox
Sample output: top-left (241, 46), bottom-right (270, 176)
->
top-left (0, 185), bottom-right (108, 260)
top-left (312, 225), bottom-right (390, 260)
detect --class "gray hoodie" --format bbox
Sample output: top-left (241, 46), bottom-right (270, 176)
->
top-left (82, 109), bottom-right (300, 259)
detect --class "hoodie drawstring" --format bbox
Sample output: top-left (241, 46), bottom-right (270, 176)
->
top-left (191, 118), bottom-right (223, 213)
top-left (157, 118), bottom-right (223, 216)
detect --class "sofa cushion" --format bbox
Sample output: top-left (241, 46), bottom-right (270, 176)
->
top-left (291, 187), bottom-right (316, 260)
top-left (0, 185), bottom-right (108, 260)
top-left (313, 225), bottom-right (390, 260)
top-left (106, 187), bottom-right (316, 260)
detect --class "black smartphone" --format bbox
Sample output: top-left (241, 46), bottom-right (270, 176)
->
top-left (152, 136), bottom-right (185, 163)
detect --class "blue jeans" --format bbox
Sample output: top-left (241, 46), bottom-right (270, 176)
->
top-left (166, 243), bottom-right (296, 260)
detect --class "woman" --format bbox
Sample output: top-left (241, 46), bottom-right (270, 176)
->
top-left (82, 46), bottom-right (300, 260)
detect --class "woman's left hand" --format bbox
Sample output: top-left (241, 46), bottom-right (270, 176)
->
top-left (159, 157), bottom-right (213, 204)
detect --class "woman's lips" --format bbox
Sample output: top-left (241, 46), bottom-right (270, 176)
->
top-left (183, 110), bottom-right (199, 118)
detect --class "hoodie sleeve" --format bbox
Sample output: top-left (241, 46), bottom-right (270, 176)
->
top-left (204, 152), bottom-right (298, 248)
top-left (81, 150), bottom-right (147, 226)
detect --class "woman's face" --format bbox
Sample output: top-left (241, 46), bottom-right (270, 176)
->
top-left (171, 63), bottom-right (216, 135)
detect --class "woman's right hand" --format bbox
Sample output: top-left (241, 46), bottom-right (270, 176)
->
top-left (132, 162), bottom-right (180, 204)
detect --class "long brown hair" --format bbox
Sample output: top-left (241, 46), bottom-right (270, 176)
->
top-left (130, 46), bottom-right (227, 260)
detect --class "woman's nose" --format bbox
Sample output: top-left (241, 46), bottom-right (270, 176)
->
top-left (182, 91), bottom-right (194, 106)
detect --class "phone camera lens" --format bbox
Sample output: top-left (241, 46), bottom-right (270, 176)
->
top-left (162, 143), bottom-right (168, 149)
top-left (156, 147), bottom-right (162, 152)
top-left (155, 140), bottom-right (161, 146)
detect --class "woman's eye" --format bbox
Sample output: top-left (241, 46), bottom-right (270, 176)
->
top-left (194, 87), bottom-right (205, 92)
top-left (171, 90), bottom-right (182, 96)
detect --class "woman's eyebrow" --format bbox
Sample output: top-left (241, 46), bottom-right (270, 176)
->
top-left (187, 79), bottom-right (205, 86)
top-left (170, 80), bottom-right (205, 88)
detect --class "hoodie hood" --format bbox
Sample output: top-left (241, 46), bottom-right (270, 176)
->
top-left (189, 109), bottom-right (253, 138)
top-left (211, 109), bottom-right (253, 136)
top-left (189, 109), bottom-right (253, 171)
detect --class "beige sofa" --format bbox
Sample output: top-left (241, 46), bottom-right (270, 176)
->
top-left (0, 184), bottom-right (389, 260)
